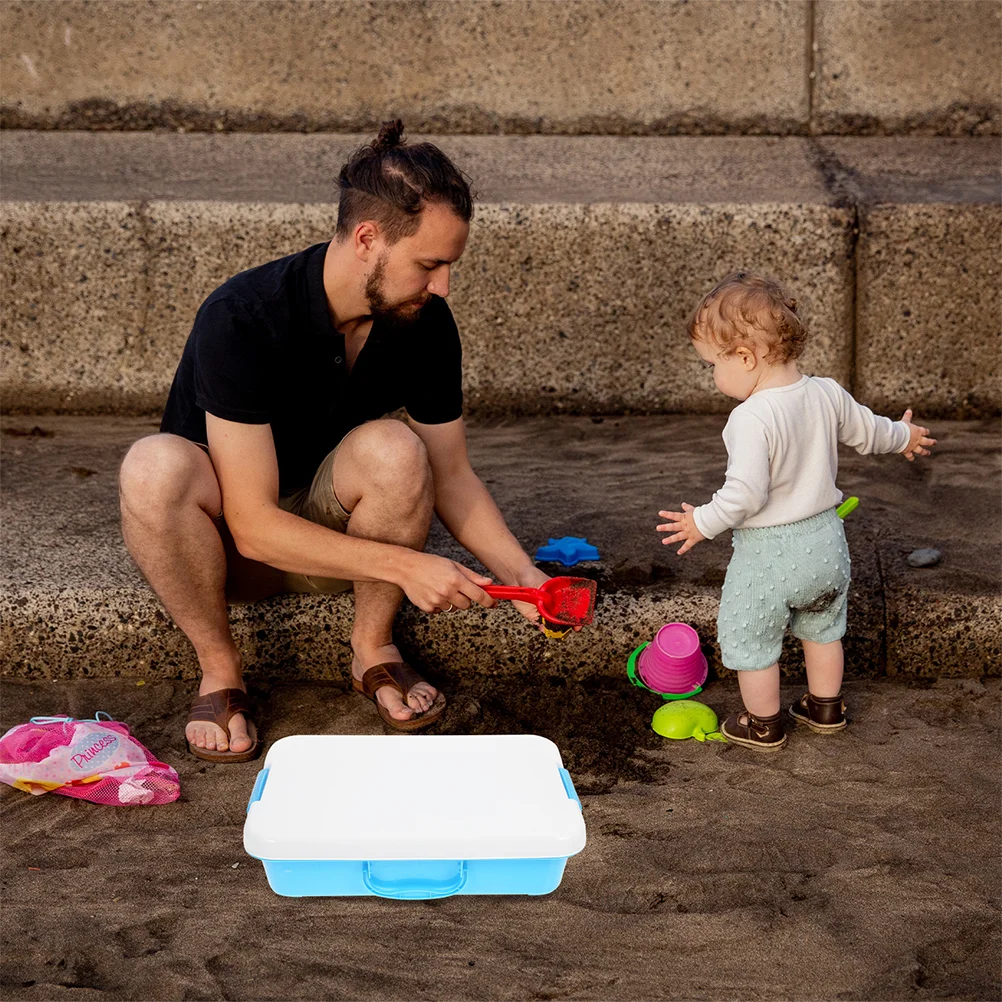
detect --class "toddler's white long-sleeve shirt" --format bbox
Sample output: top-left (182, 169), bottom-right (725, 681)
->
top-left (692, 375), bottom-right (911, 540)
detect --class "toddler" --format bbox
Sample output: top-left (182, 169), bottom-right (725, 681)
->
top-left (657, 272), bottom-right (935, 751)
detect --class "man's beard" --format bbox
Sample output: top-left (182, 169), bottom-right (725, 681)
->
top-left (364, 253), bottom-right (428, 330)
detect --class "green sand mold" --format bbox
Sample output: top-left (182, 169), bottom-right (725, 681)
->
top-left (651, 700), bottom-right (727, 742)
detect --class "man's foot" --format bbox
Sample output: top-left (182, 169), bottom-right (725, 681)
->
top-left (352, 643), bottom-right (439, 723)
top-left (185, 672), bottom-right (254, 754)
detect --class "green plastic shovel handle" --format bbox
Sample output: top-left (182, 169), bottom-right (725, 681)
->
top-left (837, 496), bottom-right (860, 520)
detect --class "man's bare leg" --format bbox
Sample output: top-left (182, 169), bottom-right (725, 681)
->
top-left (119, 434), bottom-right (254, 753)
top-left (332, 421), bottom-right (438, 722)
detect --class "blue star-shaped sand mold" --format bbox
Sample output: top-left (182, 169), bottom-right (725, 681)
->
top-left (534, 536), bottom-right (600, 567)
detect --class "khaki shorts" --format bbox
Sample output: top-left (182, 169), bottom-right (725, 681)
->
top-left (197, 439), bottom-right (354, 601)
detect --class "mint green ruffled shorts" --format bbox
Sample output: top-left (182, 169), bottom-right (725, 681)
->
top-left (717, 507), bottom-right (851, 671)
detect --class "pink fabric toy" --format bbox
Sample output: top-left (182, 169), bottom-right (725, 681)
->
top-left (0, 712), bottom-right (180, 805)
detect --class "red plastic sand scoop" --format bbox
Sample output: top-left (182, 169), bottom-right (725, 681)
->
top-left (484, 577), bottom-right (598, 627)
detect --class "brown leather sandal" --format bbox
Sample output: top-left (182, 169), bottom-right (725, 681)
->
top-left (789, 692), bottom-right (847, 732)
top-left (186, 688), bottom-right (260, 763)
top-left (352, 662), bottom-right (447, 732)
top-left (720, 709), bottom-right (787, 752)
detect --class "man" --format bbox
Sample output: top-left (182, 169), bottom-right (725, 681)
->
top-left (119, 120), bottom-right (549, 760)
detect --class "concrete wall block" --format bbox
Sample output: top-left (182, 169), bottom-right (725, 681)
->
top-left (143, 201), bottom-right (337, 396)
top-left (3, 413), bottom-right (996, 681)
top-left (815, 136), bottom-right (1002, 206)
top-left (2, 198), bottom-right (854, 415)
top-left (453, 202), bottom-right (854, 414)
top-left (2, 0), bottom-right (810, 134)
top-left (0, 201), bottom-right (149, 412)
top-left (884, 548), bottom-right (1002, 679)
top-left (813, 0), bottom-right (1002, 135)
top-left (856, 203), bottom-right (1002, 418)
top-left (1, 577), bottom-right (883, 682)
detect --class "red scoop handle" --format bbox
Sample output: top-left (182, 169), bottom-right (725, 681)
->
top-left (483, 586), bottom-right (543, 603)
top-left (484, 578), bottom-right (596, 628)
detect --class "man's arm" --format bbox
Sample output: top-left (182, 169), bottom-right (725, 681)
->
top-left (206, 414), bottom-right (492, 613)
top-left (409, 416), bottom-right (550, 619)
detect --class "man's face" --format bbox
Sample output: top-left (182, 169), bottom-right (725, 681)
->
top-left (364, 202), bottom-right (470, 326)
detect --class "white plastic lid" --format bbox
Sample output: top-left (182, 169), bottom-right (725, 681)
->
top-left (243, 735), bottom-right (587, 861)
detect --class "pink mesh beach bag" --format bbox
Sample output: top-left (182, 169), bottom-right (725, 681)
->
top-left (0, 712), bottom-right (180, 805)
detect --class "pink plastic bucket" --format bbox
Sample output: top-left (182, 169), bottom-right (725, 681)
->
top-left (638, 623), bottom-right (708, 695)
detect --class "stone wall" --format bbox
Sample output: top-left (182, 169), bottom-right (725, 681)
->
top-left (2, 0), bottom-right (999, 135)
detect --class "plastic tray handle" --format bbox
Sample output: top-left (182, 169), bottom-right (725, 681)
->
top-left (363, 860), bottom-right (468, 899)
top-left (558, 767), bottom-right (582, 810)
top-left (246, 768), bottom-right (269, 814)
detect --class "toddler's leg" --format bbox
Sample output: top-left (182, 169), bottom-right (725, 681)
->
top-left (802, 639), bottom-right (843, 697)
top-left (737, 663), bottom-right (781, 716)
top-left (721, 664), bottom-right (787, 752)
top-left (791, 639), bottom-right (847, 732)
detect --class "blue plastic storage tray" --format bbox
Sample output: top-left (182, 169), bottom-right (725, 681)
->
top-left (243, 735), bottom-right (587, 899)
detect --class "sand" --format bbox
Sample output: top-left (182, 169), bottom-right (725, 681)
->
top-left (1, 675), bottom-right (999, 1002)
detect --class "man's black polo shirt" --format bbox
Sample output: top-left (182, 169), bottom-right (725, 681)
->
top-left (161, 242), bottom-right (463, 494)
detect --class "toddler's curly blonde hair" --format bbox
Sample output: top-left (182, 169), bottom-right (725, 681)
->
top-left (687, 272), bottom-right (807, 364)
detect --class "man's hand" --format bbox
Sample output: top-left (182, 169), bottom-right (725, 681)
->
top-left (657, 502), bottom-right (707, 555)
top-left (397, 550), bottom-right (496, 614)
top-left (509, 565), bottom-right (552, 633)
top-left (901, 408), bottom-right (936, 462)
top-left (510, 566), bottom-right (587, 635)
top-left (409, 416), bottom-right (572, 633)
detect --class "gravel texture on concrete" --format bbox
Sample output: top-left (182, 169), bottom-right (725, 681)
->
top-left (854, 201), bottom-right (1001, 419)
top-left (1, 415), bottom-right (998, 685)
top-left (2, 133), bottom-right (853, 417)
top-left (5, 1), bottom-right (1000, 137)
top-left (0, 675), bottom-right (999, 1002)
top-left (1, 0), bottom-right (810, 136)
top-left (813, 0), bottom-right (1001, 136)
top-left (3, 134), bottom-right (998, 417)
top-left (0, 133), bottom-right (839, 204)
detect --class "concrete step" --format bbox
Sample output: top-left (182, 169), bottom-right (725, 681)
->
top-left (3, 1), bottom-right (999, 136)
top-left (2, 414), bottom-right (998, 684)
top-left (2, 133), bottom-right (999, 418)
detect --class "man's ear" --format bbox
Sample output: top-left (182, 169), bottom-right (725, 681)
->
top-left (354, 221), bottom-right (379, 262)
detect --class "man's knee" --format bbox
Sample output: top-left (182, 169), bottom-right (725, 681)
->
top-left (348, 420), bottom-right (432, 493)
top-left (120, 435), bottom-right (217, 514)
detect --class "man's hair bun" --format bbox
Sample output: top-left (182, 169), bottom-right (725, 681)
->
top-left (336, 118), bottom-right (475, 243)
top-left (372, 119), bottom-right (405, 153)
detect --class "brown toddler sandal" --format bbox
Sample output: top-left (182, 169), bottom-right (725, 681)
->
top-left (789, 692), bottom-right (847, 733)
top-left (720, 710), bottom-right (787, 752)
top-left (186, 687), bottom-right (260, 763)
top-left (352, 662), bottom-right (447, 732)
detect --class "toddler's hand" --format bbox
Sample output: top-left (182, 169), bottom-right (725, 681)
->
top-left (657, 502), bottom-right (707, 556)
top-left (900, 408), bottom-right (936, 462)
